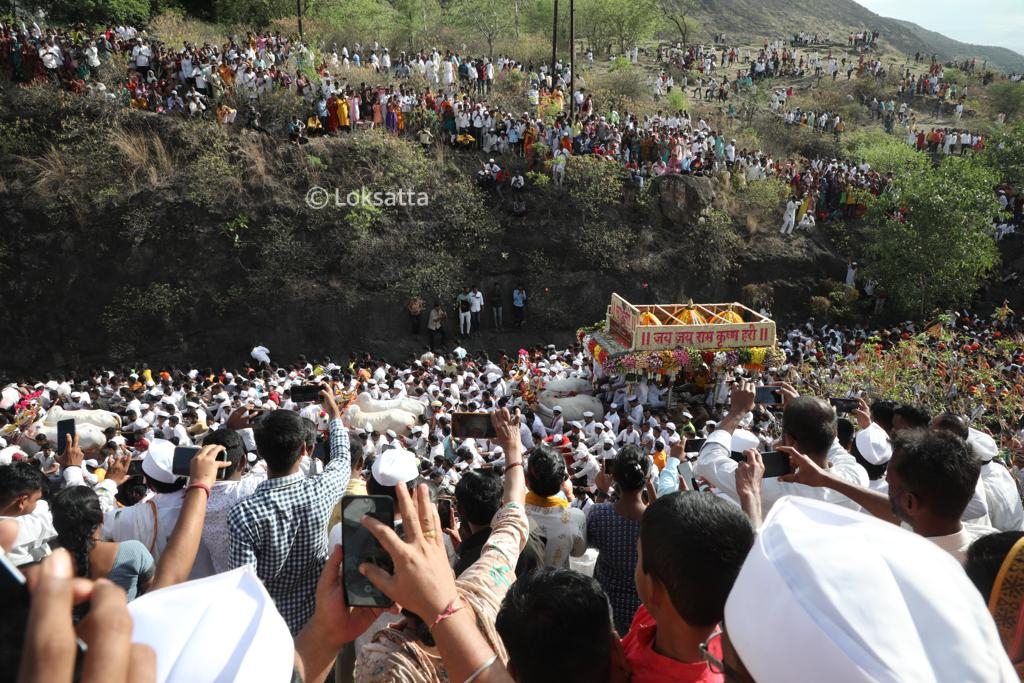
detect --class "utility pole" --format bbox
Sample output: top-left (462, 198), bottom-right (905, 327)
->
top-left (551, 0), bottom-right (558, 90)
top-left (569, 0), bottom-right (575, 121)
top-left (296, 0), bottom-right (304, 41)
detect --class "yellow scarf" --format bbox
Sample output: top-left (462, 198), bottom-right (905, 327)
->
top-left (525, 491), bottom-right (569, 509)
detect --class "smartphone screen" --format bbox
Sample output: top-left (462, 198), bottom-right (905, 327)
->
top-left (437, 498), bottom-right (453, 528)
top-left (171, 446), bottom-right (200, 477)
top-left (755, 386), bottom-right (782, 405)
top-left (684, 438), bottom-right (706, 453)
top-left (290, 385), bottom-right (321, 403)
top-left (0, 551), bottom-right (30, 672)
top-left (127, 459), bottom-right (145, 477)
top-left (451, 412), bottom-right (496, 439)
top-left (57, 418), bottom-right (76, 456)
top-left (829, 397), bottom-right (860, 414)
top-left (730, 450), bottom-right (791, 477)
top-left (341, 495), bottom-right (395, 608)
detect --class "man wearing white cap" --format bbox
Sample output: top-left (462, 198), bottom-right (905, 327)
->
top-left (628, 395), bottom-right (644, 426)
top-left (694, 382), bottom-right (867, 513)
top-left (718, 496), bottom-right (1017, 682)
top-left (546, 406), bottom-right (564, 436)
top-left (968, 427), bottom-right (1024, 532)
top-left (581, 411), bottom-right (598, 445)
top-left (783, 428), bottom-right (998, 564)
top-left (102, 439), bottom-right (185, 560)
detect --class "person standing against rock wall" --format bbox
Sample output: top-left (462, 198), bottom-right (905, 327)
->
top-left (469, 286), bottom-right (485, 337)
top-left (427, 302), bottom-right (447, 350)
top-left (512, 285), bottom-right (527, 328)
top-left (407, 296), bottom-right (424, 336)
top-left (455, 287), bottom-right (472, 337)
top-left (490, 282), bottom-right (504, 332)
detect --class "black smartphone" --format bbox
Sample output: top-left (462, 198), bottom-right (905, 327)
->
top-left (127, 459), bottom-right (145, 477)
top-left (0, 551), bottom-right (30, 672)
top-left (437, 497), bottom-right (454, 528)
top-left (730, 450), bottom-right (791, 478)
top-left (172, 446), bottom-right (201, 477)
top-left (829, 397), bottom-right (860, 414)
top-left (172, 447), bottom-right (229, 479)
top-left (311, 439), bottom-right (327, 463)
top-left (290, 385), bottom-right (321, 403)
top-left (57, 418), bottom-right (76, 456)
top-left (451, 412), bottom-right (496, 439)
top-left (684, 438), bottom-right (706, 453)
top-left (1, 551), bottom-right (87, 674)
top-left (341, 495), bottom-right (395, 608)
top-left (755, 386), bottom-right (782, 405)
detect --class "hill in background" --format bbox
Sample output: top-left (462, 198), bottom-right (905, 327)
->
top-left (693, 0), bottom-right (1024, 73)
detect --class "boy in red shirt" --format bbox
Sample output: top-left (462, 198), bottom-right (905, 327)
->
top-left (622, 492), bottom-right (755, 682)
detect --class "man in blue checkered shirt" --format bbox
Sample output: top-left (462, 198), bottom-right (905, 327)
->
top-left (228, 386), bottom-right (350, 634)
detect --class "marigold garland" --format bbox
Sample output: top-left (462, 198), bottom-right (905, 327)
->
top-left (577, 322), bottom-right (784, 376)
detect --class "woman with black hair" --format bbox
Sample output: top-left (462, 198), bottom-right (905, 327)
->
top-left (51, 486), bottom-right (154, 601)
top-left (587, 444), bottom-right (650, 634)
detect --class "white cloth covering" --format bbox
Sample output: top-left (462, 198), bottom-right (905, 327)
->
top-left (725, 496), bottom-right (1016, 683)
top-left (128, 567), bottom-right (293, 683)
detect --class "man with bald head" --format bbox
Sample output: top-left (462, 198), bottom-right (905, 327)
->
top-left (694, 381), bottom-right (868, 513)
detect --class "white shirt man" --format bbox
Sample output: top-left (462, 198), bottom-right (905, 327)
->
top-left (133, 42), bottom-right (151, 68)
top-left (525, 497), bottom-right (586, 569)
top-left (546, 408), bottom-right (564, 436)
top-left (571, 452), bottom-right (601, 488)
top-left (617, 423), bottom-right (642, 446)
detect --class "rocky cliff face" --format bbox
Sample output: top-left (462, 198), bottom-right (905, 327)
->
top-left (0, 90), bottom-right (853, 375)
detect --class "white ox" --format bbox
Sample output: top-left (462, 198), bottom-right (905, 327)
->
top-left (343, 405), bottom-right (418, 436)
top-left (43, 406), bottom-right (122, 431)
top-left (534, 377), bottom-right (602, 424)
top-left (17, 420), bottom-right (109, 456)
top-left (541, 378), bottom-right (593, 398)
top-left (353, 392), bottom-right (425, 416)
top-left (536, 394), bottom-right (604, 425)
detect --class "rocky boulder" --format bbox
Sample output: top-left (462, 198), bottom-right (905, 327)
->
top-left (653, 174), bottom-right (718, 227)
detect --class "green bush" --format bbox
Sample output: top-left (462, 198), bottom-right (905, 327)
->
top-left (864, 157), bottom-right (1001, 317)
top-left (844, 129), bottom-right (928, 177)
top-left (29, 0), bottom-right (151, 24)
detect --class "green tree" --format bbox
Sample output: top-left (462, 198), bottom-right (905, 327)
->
top-left (988, 80), bottom-right (1024, 121)
top-left (577, 0), bottom-right (657, 54)
top-left (211, 0), bottom-right (293, 25)
top-left (392, 0), bottom-right (443, 48)
top-left (980, 118), bottom-right (1024, 186)
top-left (311, 0), bottom-right (400, 46)
top-left (564, 155), bottom-right (630, 268)
top-left (29, 0), bottom-right (150, 24)
top-left (449, 0), bottom-right (514, 59)
top-left (864, 157), bottom-right (1001, 318)
top-left (659, 0), bottom-right (700, 46)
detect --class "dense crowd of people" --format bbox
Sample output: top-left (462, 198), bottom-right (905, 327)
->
top-left (2, 17), bottom-right (1024, 683)
top-left (5, 18), bottom-right (1017, 241)
top-left (1, 307), bottom-right (1024, 682)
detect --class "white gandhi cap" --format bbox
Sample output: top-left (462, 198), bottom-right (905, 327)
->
top-left (371, 448), bottom-right (419, 487)
top-left (725, 496), bottom-right (1016, 683)
top-left (141, 439), bottom-right (179, 484)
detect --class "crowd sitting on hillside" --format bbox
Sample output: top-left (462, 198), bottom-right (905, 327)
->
top-left (0, 19), bottom-right (1014, 240)
top-left (2, 304), bottom-right (1024, 682)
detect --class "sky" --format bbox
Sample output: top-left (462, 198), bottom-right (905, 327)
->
top-left (851, 0), bottom-right (1024, 56)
